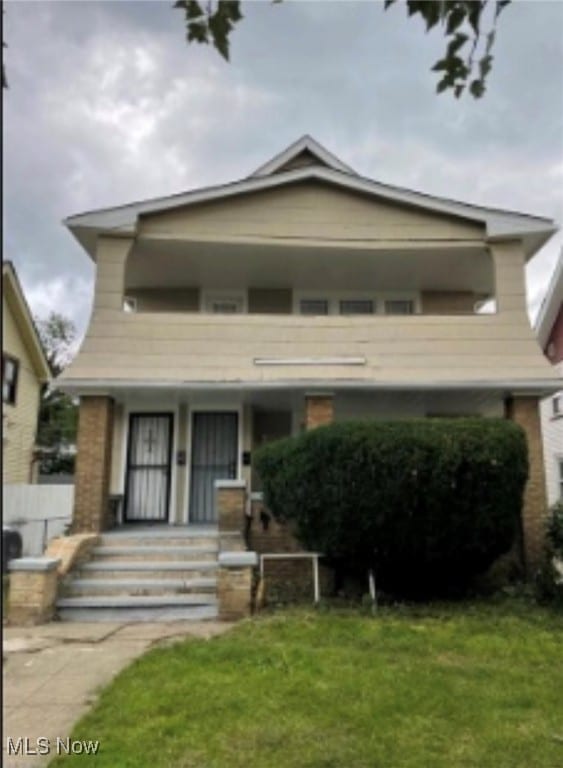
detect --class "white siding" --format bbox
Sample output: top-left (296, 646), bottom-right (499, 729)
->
top-left (540, 360), bottom-right (563, 506)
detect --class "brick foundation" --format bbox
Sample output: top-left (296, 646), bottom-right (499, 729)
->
top-left (505, 396), bottom-right (548, 571)
top-left (8, 558), bottom-right (60, 625)
top-left (249, 497), bottom-right (333, 602)
top-left (217, 563), bottom-right (255, 620)
top-left (73, 396), bottom-right (115, 533)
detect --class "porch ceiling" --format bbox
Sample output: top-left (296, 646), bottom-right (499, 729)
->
top-left (126, 239), bottom-right (493, 293)
top-left (88, 383), bottom-right (512, 411)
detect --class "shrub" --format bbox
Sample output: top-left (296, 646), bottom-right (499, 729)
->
top-left (254, 418), bottom-right (528, 598)
top-left (535, 500), bottom-right (563, 606)
top-left (547, 499), bottom-right (563, 558)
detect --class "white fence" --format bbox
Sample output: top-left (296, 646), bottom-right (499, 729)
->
top-left (3, 484), bottom-right (74, 556)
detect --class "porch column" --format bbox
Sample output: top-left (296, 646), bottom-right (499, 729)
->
top-left (505, 395), bottom-right (548, 571)
top-left (72, 396), bottom-right (115, 533)
top-left (304, 393), bottom-right (334, 430)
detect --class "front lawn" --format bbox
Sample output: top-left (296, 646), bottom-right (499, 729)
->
top-left (51, 600), bottom-right (563, 768)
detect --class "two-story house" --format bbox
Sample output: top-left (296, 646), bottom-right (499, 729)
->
top-left (3, 261), bottom-right (51, 483)
top-left (536, 251), bottom-right (563, 506)
top-left (60, 136), bottom-right (560, 574)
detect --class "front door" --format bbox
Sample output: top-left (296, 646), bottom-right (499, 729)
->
top-left (189, 412), bottom-right (238, 523)
top-left (124, 414), bottom-right (173, 522)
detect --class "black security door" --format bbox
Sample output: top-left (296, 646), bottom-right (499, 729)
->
top-left (189, 412), bottom-right (238, 523)
top-left (124, 414), bottom-right (173, 522)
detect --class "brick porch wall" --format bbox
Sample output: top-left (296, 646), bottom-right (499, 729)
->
top-left (251, 393), bottom-right (336, 602)
top-left (72, 396), bottom-right (115, 533)
top-left (304, 394), bottom-right (334, 430)
top-left (505, 395), bottom-right (548, 571)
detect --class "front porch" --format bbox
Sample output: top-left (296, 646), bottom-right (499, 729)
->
top-left (70, 386), bottom-right (549, 572)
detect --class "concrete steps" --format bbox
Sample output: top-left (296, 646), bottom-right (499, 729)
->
top-left (57, 526), bottom-right (221, 622)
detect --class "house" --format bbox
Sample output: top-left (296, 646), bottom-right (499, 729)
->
top-left (2, 261), bottom-right (51, 483)
top-left (58, 135), bottom-right (560, 593)
top-left (536, 251), bottom-right (563, 506)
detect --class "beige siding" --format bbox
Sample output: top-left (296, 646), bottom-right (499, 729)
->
top-left (127, 287), bottom-right (200, 313)
top-left (139, 181), bottom-right (485, 243)
top-left (248, 288), bottom-right (292, 314)
top-left (2, 297), bottom-right (42, 483)
top-left (62, 306), bottom-right (556, 385)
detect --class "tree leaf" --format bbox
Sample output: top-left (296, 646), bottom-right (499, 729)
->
top-left (446, 6), bottom-right (466, 35)
top-left (446, 32), bottom-right (469, 58)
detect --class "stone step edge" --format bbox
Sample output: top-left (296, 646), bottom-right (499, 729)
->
top-left (57, 594), bottom-right (218, 608)
top-left (57, 606), bottom-right (219, 622)
top-left (80, 561), bottom-right (219, 572)
top-left (93, 546), bottom-right (219, 556)
top-left (68, 578), bottom-right (217, 590)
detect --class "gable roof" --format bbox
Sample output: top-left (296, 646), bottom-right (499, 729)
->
top-left (64, 136), bottom-right (557, 262)
top-left (250, 134), bottom-right (357, 177)
top-left (2, 261), bottom-right (51, 381)
top-left (535, 248), bottom-right (563, 350)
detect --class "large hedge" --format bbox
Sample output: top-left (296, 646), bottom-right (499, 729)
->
top-left (254, 418), bottom-right (528, 597)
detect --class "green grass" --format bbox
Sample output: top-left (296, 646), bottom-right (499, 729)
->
top-left (51, 599), bottom-right (563, 768)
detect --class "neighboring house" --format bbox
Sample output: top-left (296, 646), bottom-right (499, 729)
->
top-left (59, 135), bottom-right (560, 571)
top-left (536, 251), bottom-right (563, 506)
top-left (2, 261), bottom-right (51, 483)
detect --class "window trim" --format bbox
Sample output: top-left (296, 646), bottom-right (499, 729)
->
top-left (2, 354), bottom-right (20, 406)
top-left (551, 393), bottom-right (563, 420)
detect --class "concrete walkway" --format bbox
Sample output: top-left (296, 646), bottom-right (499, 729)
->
top-left (3, 620), bottom-right (231, 767)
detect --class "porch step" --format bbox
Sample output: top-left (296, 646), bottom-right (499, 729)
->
top-left (99, 536), bottom-right (219, 548)
top-left (58, 594), bottom-right (217, 608)
top-left (65, 577), bottom-right (217, 597)
top-left (57, 605), bottom-right (219, 622)
top-left (56, 526), bottom-right (245, 622)
top-left (77, 561), bottom-right (218, 580)
top-left (56, 594), bottom-right (218, 623)
top-left (92, 545), bottom-right (218, 562)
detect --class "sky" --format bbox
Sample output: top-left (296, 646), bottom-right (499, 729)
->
top-left (3, 0), bottom-right (563, 339)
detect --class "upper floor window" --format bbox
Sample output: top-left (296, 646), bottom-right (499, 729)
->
top-left (339, 299), bottom-right (375, 315)
top-left (552, 395), bottom-right (562, 418)
top-left (297, 293), bottom-right (417, 315)
top-left (123, 296), bottom-right (137, 313)
top-left (2, 354), bottom-right (19, 405)
top-left (203, 292), bottom-right (245, 314)
top-left (385, 299), bottom-right (414, 315)
top-left (300, 299), bottom-right (329, 315)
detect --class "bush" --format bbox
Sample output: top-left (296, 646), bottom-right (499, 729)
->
top-left (535, 500), bottom-right (563, 606)
top-left (254, 418), bottom-right (528, 598)
top-left (547, 499), bottom-right (563, 558)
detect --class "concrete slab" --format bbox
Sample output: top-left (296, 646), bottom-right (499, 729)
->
top-left (2, 619), bottom-right (233, 768)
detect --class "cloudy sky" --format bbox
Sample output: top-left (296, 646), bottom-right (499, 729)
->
top-left (4, 0), bottom-right (563, 338)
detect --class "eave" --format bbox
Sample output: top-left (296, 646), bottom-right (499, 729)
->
top-left (64, 165), bottom-right (557, 263)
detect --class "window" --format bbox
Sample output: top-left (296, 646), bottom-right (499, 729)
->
top-left (203, 293), bottom-right (245, 314)
top-left (552, 395), bottom-right (562, 418)
top-left (299, 299), bottom-right (329, 315)
top-left (384, 299), bottom-right (414, 315)
top-left (559, 459), bottom-right (563, 500)
top-left (123, 296), bottom-right (137, 313)
top-left (339, 299), bottom-right (374, 315)
top-left (2, 355), bottom-right (19, 405)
